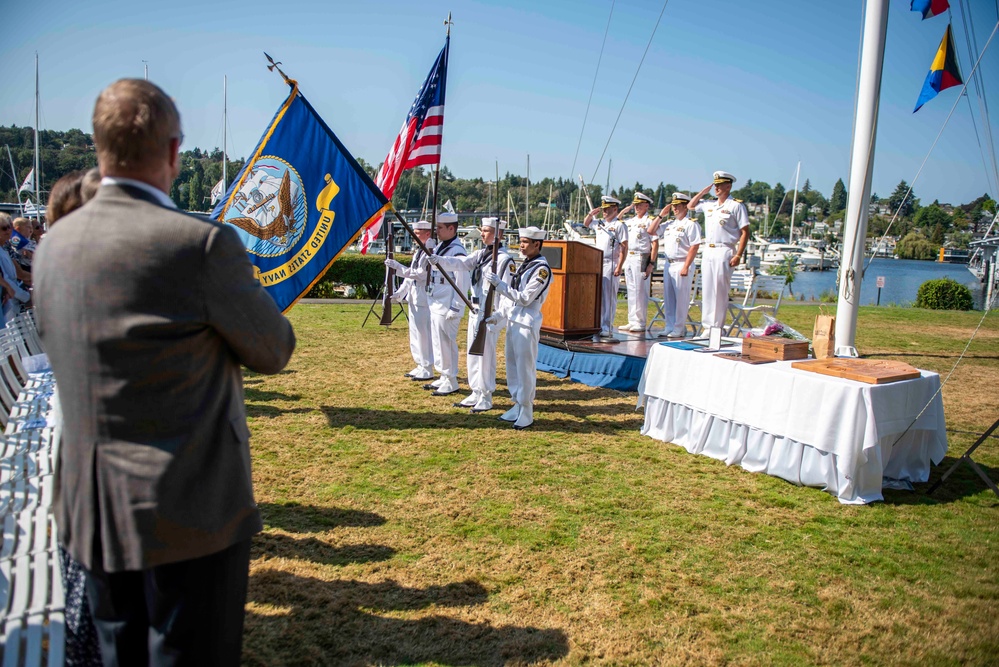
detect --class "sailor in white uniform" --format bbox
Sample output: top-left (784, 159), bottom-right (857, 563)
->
top-left (424, 212), bottom-right (469, 396)
top-left (618, 192), bottom-right (656, 332)
top-left (648, 193), bottom-right (702, 337)
top-left (428, 217), bottom-right (514, 412)
top-left (688, 171), bottom-right (749, 331)
top-left (485, 226), bottom-right (552, 430)
top-left (583, 196), bottom-right (628, 336)
top-left (385, 220), bottom-right (436, 380)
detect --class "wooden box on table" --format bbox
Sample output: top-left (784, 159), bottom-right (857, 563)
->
top-left (742, 335), bottom-right (810, 361)
top-left (539, 240), bottom-right (603, 340)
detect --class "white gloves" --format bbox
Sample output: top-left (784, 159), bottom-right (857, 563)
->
top-left (444, 308), bottom-right (462, 322)
top-left (384, 258), bottom-right (403, 271)
top-left (427, 254), bottom-right (440, 265)
top-left (484, 269), bottom-right (499, 286)
top-left (484, 313), bottom-right (499, 326)
top-left (389, 291), bottom-right (405, 304)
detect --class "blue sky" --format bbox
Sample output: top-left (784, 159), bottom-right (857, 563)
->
top-left (2, 0), bottom-right (998, 204)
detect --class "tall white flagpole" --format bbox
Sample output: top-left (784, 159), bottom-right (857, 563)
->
top-left (835, 0), bottom-right (889, 357)
top-left (223, 75), bottom-right (228, 190)
top-left (34, 52), bottom-right (40, 218)
top-left (789, 161), bottom-right (800, 243)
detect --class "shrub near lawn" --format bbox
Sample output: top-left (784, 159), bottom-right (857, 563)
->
top-left (915, 278), bottom-right (975, 310)
top-left (306, 253), bottom-right (412, 299)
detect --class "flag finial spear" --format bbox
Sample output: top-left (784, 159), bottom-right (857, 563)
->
top-left (444, 12), bottom-right (453, 37)
top-left (264, 53), bottom-right (295, 87)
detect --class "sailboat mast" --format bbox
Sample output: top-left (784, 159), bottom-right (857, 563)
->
top-left (525, 154), bottom-right (530, 229)
top-left (789, 161), bottom-right (800, 242)
top-left (223, 75), bottom-right (227, 189)
top-left (6, 145), bottom-right (23, 214)
top-left (33, 52), bottom-right (40, 217)
top-left (835, 0), bottom-right (889, 357)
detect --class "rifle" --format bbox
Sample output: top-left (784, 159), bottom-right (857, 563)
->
top-left (469, 162), bottom-right (503, 357)
top-left (468, 232), bottom-right (499, 357)
top-left (391, 207), bottom-right (475, 313)
top-left (379, 216), bottom-right (395, 326)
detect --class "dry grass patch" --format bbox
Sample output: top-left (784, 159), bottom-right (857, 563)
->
top-left (240, 303), bottom-right (999, 666)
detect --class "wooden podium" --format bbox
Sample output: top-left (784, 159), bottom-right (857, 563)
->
top-left (539, 240), bottom-right (603, 339)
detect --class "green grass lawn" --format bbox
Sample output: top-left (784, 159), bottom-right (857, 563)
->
top-left (241, 302), bottom-right (999, 666)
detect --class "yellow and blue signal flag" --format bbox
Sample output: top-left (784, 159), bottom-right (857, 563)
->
top-left (212, 81), bottom-right (389, 312)
top-left (914, 24), bottom-right (963, 112)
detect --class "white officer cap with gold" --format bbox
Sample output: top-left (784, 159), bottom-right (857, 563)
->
top-left (671, 192), bottom-right (692, 206)
top-left (600, 195), bottom-right (622, 209)
top-left (413, 220), bottom-right (432, 231)
top-left (632, 192), bottom-right (654, 205)
top-left (712, 171), bottom-right (736, 185)
top-left (436, 211), bottom-right (459, 225)
top-left (481, 217), bottom-right (508, 231)
top-left (518, 226), bottom-right (546, 241)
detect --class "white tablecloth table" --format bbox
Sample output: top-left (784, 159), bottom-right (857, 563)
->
top-left (637, 343), bottom-right (948, 504)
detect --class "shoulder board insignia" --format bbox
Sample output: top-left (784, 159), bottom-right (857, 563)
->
top-left (734, 198), bottom-right (744, 203)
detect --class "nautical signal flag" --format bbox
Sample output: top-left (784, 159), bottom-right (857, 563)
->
top-left (211, 80), bottom-right (389, 312)
top-left (914, 24), bottom-right (963, 112)
top-left (360, 35), bottom-right (449, 254)
top-left (911, 0), bottom-right (950, 20)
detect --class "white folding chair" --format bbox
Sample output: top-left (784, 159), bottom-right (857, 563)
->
top-left (726, 273), bottom-right (788, 336)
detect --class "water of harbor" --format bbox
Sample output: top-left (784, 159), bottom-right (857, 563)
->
top-left (787, 258), bottom-right (986, 307)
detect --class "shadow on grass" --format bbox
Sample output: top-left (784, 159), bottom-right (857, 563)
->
top-left (259, 502), bottom-right (387, 532)
top-left (245, 388), bottom-right (304, 402)
top-left (866, 352), bottom-right (999, 361)
top-left (882, 455), bottom-right (999, 507)
top-left (321, 406), bottom-right (636, 433)
top-left (253, 532), bottom-right (396, 566)
top-left (245, 569), bottom-right (570, 666)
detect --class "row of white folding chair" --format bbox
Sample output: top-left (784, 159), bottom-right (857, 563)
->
top-left (0, 312), bottom-right (64, 667)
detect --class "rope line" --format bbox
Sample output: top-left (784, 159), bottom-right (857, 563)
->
top-left (568, 0), bottom-right (615, 185)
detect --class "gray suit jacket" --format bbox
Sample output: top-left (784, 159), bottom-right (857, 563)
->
top-left (34, 183), bottom-right (296, 573)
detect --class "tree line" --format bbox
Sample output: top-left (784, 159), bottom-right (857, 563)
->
top-left (2, 125), bottom-right (993, 256)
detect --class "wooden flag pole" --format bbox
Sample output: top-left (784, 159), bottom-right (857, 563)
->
top-left (392, 206), bottom-right (475, 312)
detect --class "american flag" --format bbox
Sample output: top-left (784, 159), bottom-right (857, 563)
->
top-left (361, 36), bottom-right (449, 253)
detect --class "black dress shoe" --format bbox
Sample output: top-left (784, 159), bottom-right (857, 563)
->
top-left (411, 375), bottom-right (433, 382)
top-left (423, 383), bottom-right (438, 390)
top-left (512, 422), bottom-right (533, 430)
top-left (431, 389), bottom-right (458, 396)
top-left (470, 406), bottom-right (492, 413)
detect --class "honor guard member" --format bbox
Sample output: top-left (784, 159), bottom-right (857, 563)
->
top-left (486, 226), bottom-right (552, 430)
top-left (425, 211), bottom-right (469, 396)
top-left (384, 220), bottom-right (436, 381)
top-left (688, 171), bottom-right (749, 331)
top-left (618, 191), bottom-right (656, 332)
top-left (428, 217), bottom-right (514, 412)
top-left (583, 195), bottom-right (628, 336)
top-left (648, 193), bottom-right (702, 337)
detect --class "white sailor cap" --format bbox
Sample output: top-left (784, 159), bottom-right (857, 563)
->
top-left (671, 192), bottom-right (691, 205)
top-left (436, 211), bottom-right (459, 225)
top-left (481, 217), bottom-right (508, 231)
top-left (713, 171), bottom-right (736, 185)
top-left (632, 192), bottom-right (654, 205)
top-left (600, 195), bottom-right (622, 209)
top-left (518, 226), bottom-right (546, 241)
top-left (412, 220), bottom-right (432, 231)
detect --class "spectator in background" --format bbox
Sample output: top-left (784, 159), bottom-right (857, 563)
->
top-left (81, 167), bottom-right (102, 203)
top-left (39, 170), bottom-right (104, 667)
top-left (35, 78), bottom-right (295, 667)
top-left (0, 213), bottom-right (30, 322)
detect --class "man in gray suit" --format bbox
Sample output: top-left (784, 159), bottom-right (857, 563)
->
top-left (34, 79), bottom-right (296, 666)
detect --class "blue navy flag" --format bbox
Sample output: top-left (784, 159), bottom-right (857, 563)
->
top-left (212, 81), bottom-right (389, 312)
top-left (9, 229), bottom-right (33, 253)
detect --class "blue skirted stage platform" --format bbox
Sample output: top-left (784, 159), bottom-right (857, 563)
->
top-left (537, 333), bottom-right (660, 392)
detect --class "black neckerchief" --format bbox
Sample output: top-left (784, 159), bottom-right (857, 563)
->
top-left (511, 254), bottom-right (545, 290)
top-left (472, 244), bottom-right (502, 285)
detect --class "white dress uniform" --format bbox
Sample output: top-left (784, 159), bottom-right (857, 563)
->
top-left (693, 196), bottom-right (748, 330)
top-left (426, 234), bottom-right (470, 394)
top-left (433, 239), bottom-right (514, 411)
top-left (491, 228), bottom-right (552, 430)
top-left (623, 213), bottom-right (654, 331)
top-left (656, 215), bottom-right (702, 336)
top-left (587, 215), bottom-right (627, 335)
top-left (391, 237), bottom-right (437, 380)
